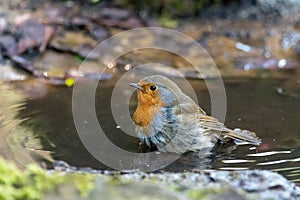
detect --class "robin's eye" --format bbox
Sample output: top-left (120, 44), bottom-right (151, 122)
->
top-left (150, 85), bottom-right (157, 91)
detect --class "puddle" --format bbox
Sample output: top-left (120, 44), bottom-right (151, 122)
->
top-left (10, 66), bottom-right (299, 184)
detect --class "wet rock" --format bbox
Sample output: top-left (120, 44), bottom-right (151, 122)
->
top-left (88, 24), bottom-right (110, 41)
top-left (14, 14), bottom-right (54, 54)
top-left (235, 42), bottom-right (255, 53)
top-left (50, 30), bottom-right (98, 58)
top-left (108, 171), bottom-right (290, 199)
top-left (89, 179), bottom-right (188, 200)
top-left (40, 26), bottom-right (55, 52)
top-left (281, 31), bottom-right (300, 51)
top-left (0, 60), bottom-right (26, 81)
top-left (10, 50), bottom-right (113, 85)
top-left (66, 69), bottom-right (113, 81)
top-left (32, 50), bottom-right (80, 76)
top-left (257, 0), bottom-right (300, 17)
top-left (63, 17), bottom-right (92, 31)
top-left (49, 159), bottom-right (300, 200)
top-left (71, 16), bottom-right (91, 28)
top-left (100, 8), bottom-right (132, 21)
top-left (0, 16), bottom-right (8, 34)
top-left (121, 170), bottom-right (300, 200)
top-left (53, 160), bottom-right (78, 172)
top-left (97, 16), bottom-right (143, 29)
top-left (0, 35), bottom-right (18, 56)
top-left (77, 43), bottom-right (97, 59)
top-left (224, 30), bottom-right (251, 41)
top-left (43, 3), bottom-right (79, 25)
top-left (1, 0), bottom-right (300, 82)
top-left (53, 160), bottom-right (71, 171)
top-left (235, 57), bottom-right (297, 70)
top-left (123, 17), bottom-right (143, 28)
top-left (11, 55), bottom-right (44, 77)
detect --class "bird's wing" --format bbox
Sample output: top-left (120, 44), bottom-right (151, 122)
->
top-left (178, 102), bottom-right (261, 145)
top-left (220, 128), bottom-right (261, 145)
top-left (198, 115), bottom-right (227, 132)
top-left (177, 102), bottom-right (224, 130)
top-left (198, 114), bottom-right (261, 146)
top-left (179, 102), bottom-right (206, 114)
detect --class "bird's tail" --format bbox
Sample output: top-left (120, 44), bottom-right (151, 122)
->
top-left (221, 128), bottom-right (261, 146)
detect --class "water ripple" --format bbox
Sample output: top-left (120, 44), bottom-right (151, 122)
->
top-left (247, 151), bottom-right (291, 157)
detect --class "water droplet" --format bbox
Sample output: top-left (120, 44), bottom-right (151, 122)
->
top-left (124, 64), bottom-right (132, 71)
top-left (278, 59), bottom-right (287, 68)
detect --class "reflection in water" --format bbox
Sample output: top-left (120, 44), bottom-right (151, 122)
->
top-left (247, 151), bottom-right (292, 157)
top-left (11, 72), bottom-right (300, 184)
top-left (0, 82), bottom-right (53, 168)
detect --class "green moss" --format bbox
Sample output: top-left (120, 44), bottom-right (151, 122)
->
top-left (114, 0), bottom-right (222, 17)
top-left (159, 14), bottom-right (178, 28)
top-left (106, 174), bottom-right (123, 186)
top-left (187, 187), bottom-right (227, 199)
top-left (0, 157), bottom-right (95, 200)
top-left (187, 186), bottom-right (249, 200)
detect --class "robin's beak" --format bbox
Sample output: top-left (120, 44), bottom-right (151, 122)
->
top-left (130, 83), bottom-right (145, 92)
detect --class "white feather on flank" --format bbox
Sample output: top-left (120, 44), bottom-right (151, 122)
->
top-left (137, 106), bottom-right (218, 154)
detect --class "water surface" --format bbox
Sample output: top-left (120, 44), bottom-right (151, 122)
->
top-left (15, 70), bottom-right (300, 184)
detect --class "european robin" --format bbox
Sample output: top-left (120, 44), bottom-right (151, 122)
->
top-left (130, 75), bottom-right (261, 154)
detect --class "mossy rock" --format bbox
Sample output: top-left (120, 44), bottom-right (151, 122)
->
top-left (0, 157), bottom-right (95, 200)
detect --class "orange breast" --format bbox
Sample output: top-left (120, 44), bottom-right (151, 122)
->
top-left (133, 105), bottom-right (160, 128)
top-left (132, 89), bottom-right (164, 132)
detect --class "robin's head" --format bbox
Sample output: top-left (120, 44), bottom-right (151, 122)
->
top-left (130, 75), bottom-right (184, 107)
